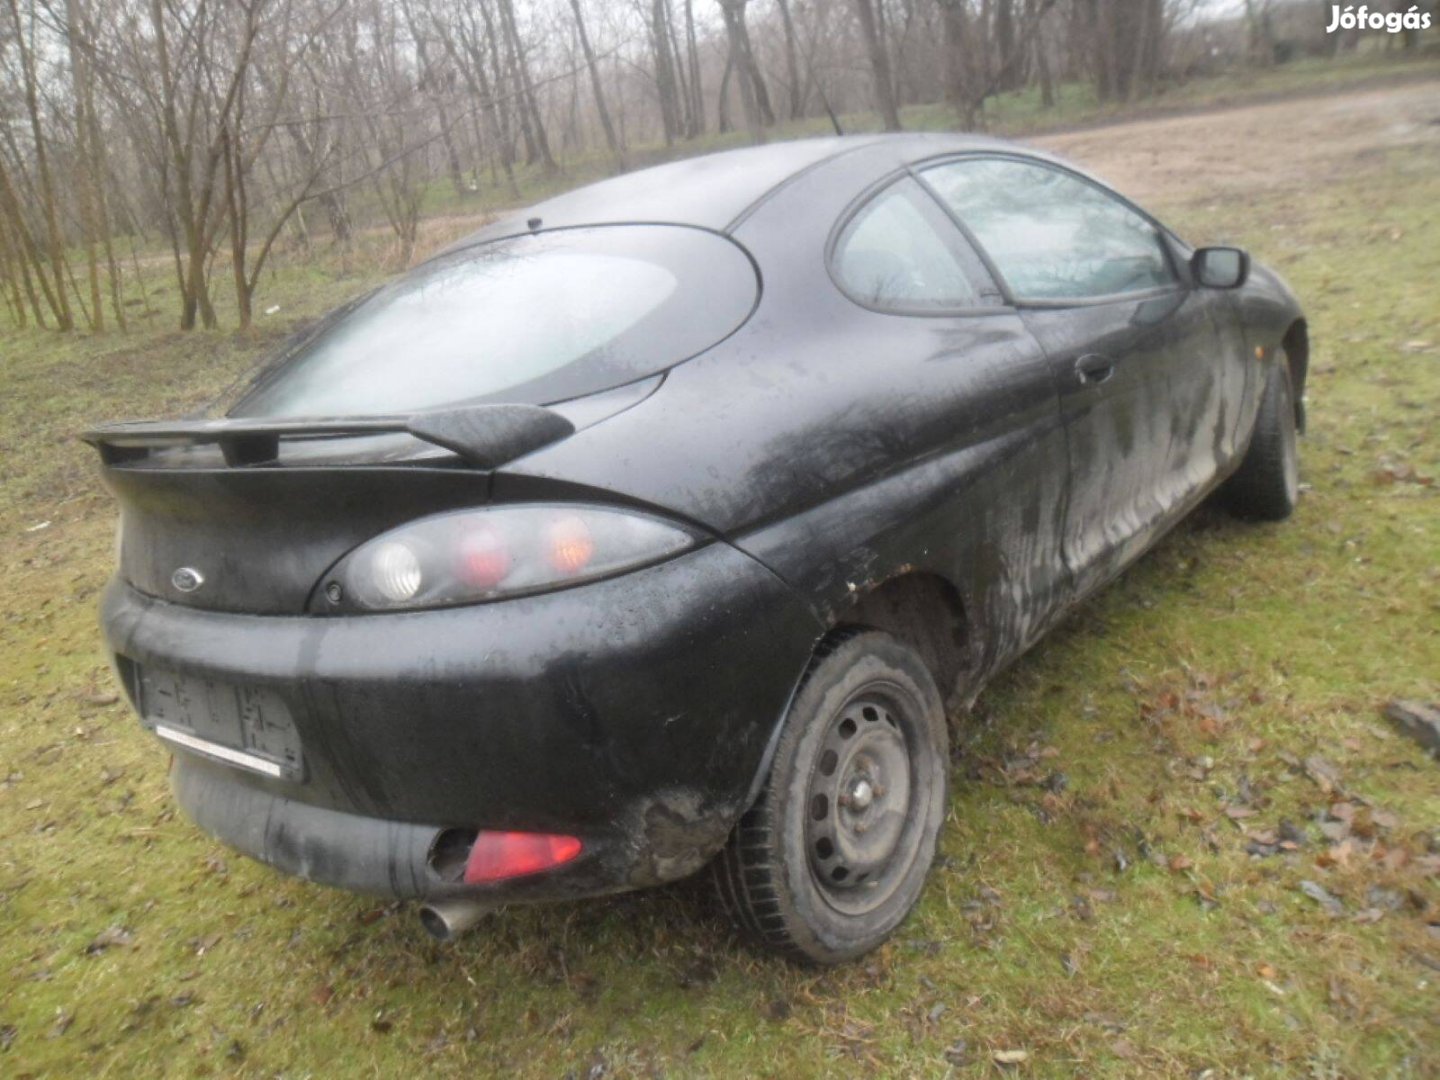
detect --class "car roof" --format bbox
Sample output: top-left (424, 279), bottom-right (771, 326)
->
top-left (452, 133), bottom-right (1029, 245)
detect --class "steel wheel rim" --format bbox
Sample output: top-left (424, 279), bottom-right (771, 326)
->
top-left (804, 686), bottom-right (922, 916)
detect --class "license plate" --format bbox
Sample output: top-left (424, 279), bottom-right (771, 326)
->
top-left (137, 666), bottom-right (302, 780)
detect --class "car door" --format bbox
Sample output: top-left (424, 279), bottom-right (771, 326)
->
top-left (777, 173), bottom-right (1076, 670)
top-left (1164, 262), bottom-right (1253, 509)
top-left (919, 155), bottom-right (1228, 599)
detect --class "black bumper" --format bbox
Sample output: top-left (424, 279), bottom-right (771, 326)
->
top-left (102, 541), bottom-right (821, 901)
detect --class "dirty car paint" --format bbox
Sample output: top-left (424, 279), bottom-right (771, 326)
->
top-left (87, 134), bottom-right (1307, 906)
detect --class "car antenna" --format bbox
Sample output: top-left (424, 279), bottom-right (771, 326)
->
top-left (527, 216), bottom-right (542, 233)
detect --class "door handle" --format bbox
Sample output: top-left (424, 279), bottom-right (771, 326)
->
top-left (1075, 353), bottom-right (1116, 386)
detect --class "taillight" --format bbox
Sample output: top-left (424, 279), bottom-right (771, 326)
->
top-left (463, 831), bottom-right (583, 884)
top-left (456, 525), bottom-right (511, 589)
top-left (372, 541), bottom-right (423, 602)
top-left (545, 515), bottom-right (595, 576)
top-left (323, 504), bottom-right (696, 612)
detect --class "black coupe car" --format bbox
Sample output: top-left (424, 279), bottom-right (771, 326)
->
top-left (86, 134), bottom-right (1306, 964)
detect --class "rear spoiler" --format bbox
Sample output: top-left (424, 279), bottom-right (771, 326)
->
top-left (82, 403), bottom-right (575, 469)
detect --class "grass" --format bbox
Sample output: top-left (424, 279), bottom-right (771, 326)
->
top-left (1, 82), bottom-right (1438, 1077)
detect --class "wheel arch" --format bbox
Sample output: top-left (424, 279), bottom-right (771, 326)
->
top-left (835, 571), bottom-right (972, 710)
top-left (741, 570), bottom-right (973, 811)
top-left (1282, 318), bottom-right (1309, 432)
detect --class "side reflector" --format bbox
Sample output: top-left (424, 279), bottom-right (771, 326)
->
top-left (462, 830), bottom-right (583, 884)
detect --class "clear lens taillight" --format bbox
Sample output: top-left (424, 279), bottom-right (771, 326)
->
top-left (325, 504), bottom-right (696, 612)
top-left (371, 541), bottom-right (423, 602)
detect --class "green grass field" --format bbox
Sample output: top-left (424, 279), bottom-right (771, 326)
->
top-left (1, 75), bottom-right (1437, 1077)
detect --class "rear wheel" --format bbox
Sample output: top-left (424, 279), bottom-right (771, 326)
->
top-left (712, 631), bottom-right (948, 965)
top-left (1224, 357), bottom-right (1300, 521)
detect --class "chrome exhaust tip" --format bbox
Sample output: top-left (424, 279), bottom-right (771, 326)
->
top-left (418, 899), bottom-right (493, 942)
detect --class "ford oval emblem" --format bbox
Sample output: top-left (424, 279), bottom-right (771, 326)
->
top-left (171, 567), bottom-right (204, 593)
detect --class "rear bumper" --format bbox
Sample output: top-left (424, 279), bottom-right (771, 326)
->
top-left (102, 541), bottom-right (820, 901)
top-left (172, 755), bottom-right (446, 898)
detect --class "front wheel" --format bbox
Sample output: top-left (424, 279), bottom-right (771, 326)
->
top-left (1223, 357), bottom-right (1300, 521)
top-left (711, 631), bottom-right (948, 965)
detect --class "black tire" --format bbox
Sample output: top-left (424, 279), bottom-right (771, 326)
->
top-left (712, 630), bottom-right (948, 965)
top-left (1223, 357), bottom-right (1300, 521)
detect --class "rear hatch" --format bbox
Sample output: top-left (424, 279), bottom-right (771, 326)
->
top-left (87, 224), bottom-right (758, 616)
top-left (104, 457), bottom-right (486, 615)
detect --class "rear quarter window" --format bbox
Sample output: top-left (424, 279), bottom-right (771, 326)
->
top-left (830, 176), bottom-right (997, 313)
top-left (230, 225), bottom-right (758, 417)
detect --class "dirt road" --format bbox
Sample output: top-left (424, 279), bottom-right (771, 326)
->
top-left (285, 80), bottom-right (1440, 268)
top-left (1029, 81), bottom-right (1440, 205)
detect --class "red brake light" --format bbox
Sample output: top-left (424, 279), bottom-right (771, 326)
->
top-left (462, 830), bottom-right (583, 884)
top-left (456, 526), bottom-right (511, 589)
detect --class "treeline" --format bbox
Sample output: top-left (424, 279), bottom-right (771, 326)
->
top-left (0, 0), bottom-right (1366, 333)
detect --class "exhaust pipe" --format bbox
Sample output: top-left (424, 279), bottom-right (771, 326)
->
top-left (418, 899), bottom-right (493, 942)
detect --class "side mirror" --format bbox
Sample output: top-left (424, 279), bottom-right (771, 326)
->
top-left (1191, 246), bottom-right (1249, 289)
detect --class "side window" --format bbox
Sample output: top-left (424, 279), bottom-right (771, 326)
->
top-left (832, 177), bottom-right (993, 312)
top-left (921, 158), bottom-right (1176, 302)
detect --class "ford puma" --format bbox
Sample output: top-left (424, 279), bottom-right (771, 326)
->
top-left (85, 135), bottom-right (1307, 964)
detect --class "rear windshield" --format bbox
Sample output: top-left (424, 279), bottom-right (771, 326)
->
top-left (230, 225), bottom-right (757, 418)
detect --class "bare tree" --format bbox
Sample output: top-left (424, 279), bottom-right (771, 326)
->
top-left (4, 0), bottom-right (74, 328)
top-left (430, 0), bottom-right (520, 196)
top-left (775, 0), bottom-right (804, 120)
top-left (854, 0), bottom-right (901, 130)
top-left (223, 1), bottom-right (352, 326)
top-left (498, 0), bottom-right (557, 172)
top-left (645, 0), bottom-right (684, 144)
top-left (0, 0), bottom-right (1222, 337)
top-left (718, 0), bottom-right (775, 141)
top-left (58, 0), bottom-right (118, 328)
top-left (568, 0), bottom-right (624, 167)
top-left (681, 0), bottom-right (703, 134)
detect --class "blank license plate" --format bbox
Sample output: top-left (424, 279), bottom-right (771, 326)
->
top-left (138, 666), bottom-right (302, 779)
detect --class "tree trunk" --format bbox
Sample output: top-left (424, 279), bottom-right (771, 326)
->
top-left (683, 0), bottom-right (704, 135)
top-left (649, 0), bottom-right (683, 145)
top-left (84, 7), bottom-right (126, 332)
top-left (497, 0), bottom-right (556, 173)
top-left (474, 1), bottom-right (517, 167)
top-left (938, 0), bottom-right (987, 128)
top-left (718, 0), bottom-right (774, 136)
top-left (0, 220), bottom-right (27, 327)
top-left (0, 168), bottom-right (53, 326)
top-left (738, 8), bottom-right (775, 126)
top-left (1036, 30), bottom-right (1054, 108)
top-left (717, 54), bottom-right (734, 135)
top-left (7, 0), bottom-right (74, 329)
top-left (222, 130), bottom-right (252, 329)
top-left (854, 0), bottom-right (902, 130)
top-left (776, 0), bottom-right (804, 120)
top-left (718, 3), bottom-right (763, 141)
top-left (661, 0), bottom-right (698, 138)
top-left (435, 8), bottom-right (520, 198)
top-left (63, 0), bottom-right (105, 329)
top-left (995, 0), bottom-right (1018, 92)
top-left (401, 0), bottom-right (465, 196)
top-left (567, 0), bottom-right (624, 168)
